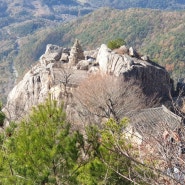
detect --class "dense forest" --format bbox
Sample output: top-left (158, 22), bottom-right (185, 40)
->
top-left (0, 1), bottom-right (185, 183)
top-left (1, 7), bottom-right (185, 102)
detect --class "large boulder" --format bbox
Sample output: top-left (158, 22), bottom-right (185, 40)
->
top-left (129, 47), bottom-right (139, 57)
top-left (96, 44), bottom-right (112, 73)
top-left (45, 44), bottom-right (62, 55)
top-left (40, 44), bottom-right (63, 66)
top-left (84, 49), bottom-right (98, 59)
top-left (60, 52), bottom-right (69, 63)
top-left (96, 44), bottom-right (135, 75)
top-left (113, 45), bottom-right (129, 55)
top-left (96, 44), bottom-right (172, 99)
top-left (76, 60), bottom-right (90, 70)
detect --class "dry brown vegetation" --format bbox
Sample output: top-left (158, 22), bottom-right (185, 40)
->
top-left (74, 73), bottom-right (159, 125)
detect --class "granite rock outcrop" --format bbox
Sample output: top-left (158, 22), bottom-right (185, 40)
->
top-left (3, 41), bottom-right (173, 124)
top-left (96, 44), bottom-right (172, 98)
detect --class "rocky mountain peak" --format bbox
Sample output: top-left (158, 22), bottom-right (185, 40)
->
top-left (3, 40), bottom-right (173, 124)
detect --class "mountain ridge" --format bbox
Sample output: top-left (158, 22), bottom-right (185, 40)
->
top-left (12, 8), bottom-right (185, 74)
top-left (3, 41), bottom-right (172, 123)
top-left (0, 4), bottom-right (185, 102)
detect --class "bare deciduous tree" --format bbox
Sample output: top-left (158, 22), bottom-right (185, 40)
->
top-left (86, 110), bottom-right (185, 184)
top-left (118, 105), bottom-right (185, 184)
top-left (74, 73), bottom-right (158, 125)
top-left (59, 65), bottom-right (74, 97)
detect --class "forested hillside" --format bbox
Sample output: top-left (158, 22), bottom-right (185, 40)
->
top-left (12, 8), bottom-right (185, 77)
top-left (1, 6), bottom-right (185, 102)
top-left (0, 0), bottom-right (93, 103)
top-left (87, 0), bottom-right (185, 9)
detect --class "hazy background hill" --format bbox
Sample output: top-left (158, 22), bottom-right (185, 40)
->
top-left (1, 0), bottom-right (185, 102)
top-left (86, 0), bottom-right (185, 9)
top-left (0, 0), bottom-right (93, 103)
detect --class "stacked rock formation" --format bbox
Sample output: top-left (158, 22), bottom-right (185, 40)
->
top-left (68, 39), bottom-right (85, 66)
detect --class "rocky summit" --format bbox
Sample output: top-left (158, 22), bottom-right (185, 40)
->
top-left (3, 40), bottom-right (173, 124)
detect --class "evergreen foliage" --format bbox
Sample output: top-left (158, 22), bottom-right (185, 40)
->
top-left (1, 8), bottom-right (185, 101)
top-left (0, 102), bottom-right (5, 127)
top-left (107, 38), bottom-right (126, 50)
top-left (85, 119), bottom-right (133, 184)
top-left (0, 100), bottom-right (179, 184)
top-left (85, 118), bottom-right (156, 184)
top-left (88, 0), bottom-right (185, 9)
top-left (0, 99), bottom-right (141, 184)
top-left (0, 99), bottom-right (84, 184)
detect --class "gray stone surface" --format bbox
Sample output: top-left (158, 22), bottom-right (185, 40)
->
top-left (88, 66), bottom-right (99, 74)
top-left (129, 47), bottom-right (138, 57)
top-left (141, 55), bottom-right (149, 61)
top-left (60, 52), bottom-right (69, 62)
top-left (96, 44), bottom-right (172, 98)
top-left (45, 44), bottom-right (62, 55)
top-left (3, 64), bottom-right (53, 122)
top-left (113, 45), bottom-right (129, 55)
top-left (76, 60), bottom-right (89, 70)
top-left (40, 44), bottom-right (63, 66)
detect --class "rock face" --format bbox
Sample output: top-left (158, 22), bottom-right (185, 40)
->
top-left (96, 44), bottom-right (172, 98)
top-left (3, 41), bottom-right (173, 124)
top-left (3, 64), bottom-right (88, 124)
top-left (4, 64), bottom-right (54, 122)
top-left (129, 47), bottom-right (139, 57)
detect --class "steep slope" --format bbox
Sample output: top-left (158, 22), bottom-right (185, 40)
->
top-left (0, 0), bottom-right (93, 103)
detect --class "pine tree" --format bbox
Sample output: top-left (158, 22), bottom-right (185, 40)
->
top-left (1, 99), bottom-right (84, 185)
top-left (107, 38), bottom-right (126, 50)
top-left (85, 118), bottom-right (156, 185)
top-left (0, 102), bottom-right (5, 127)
